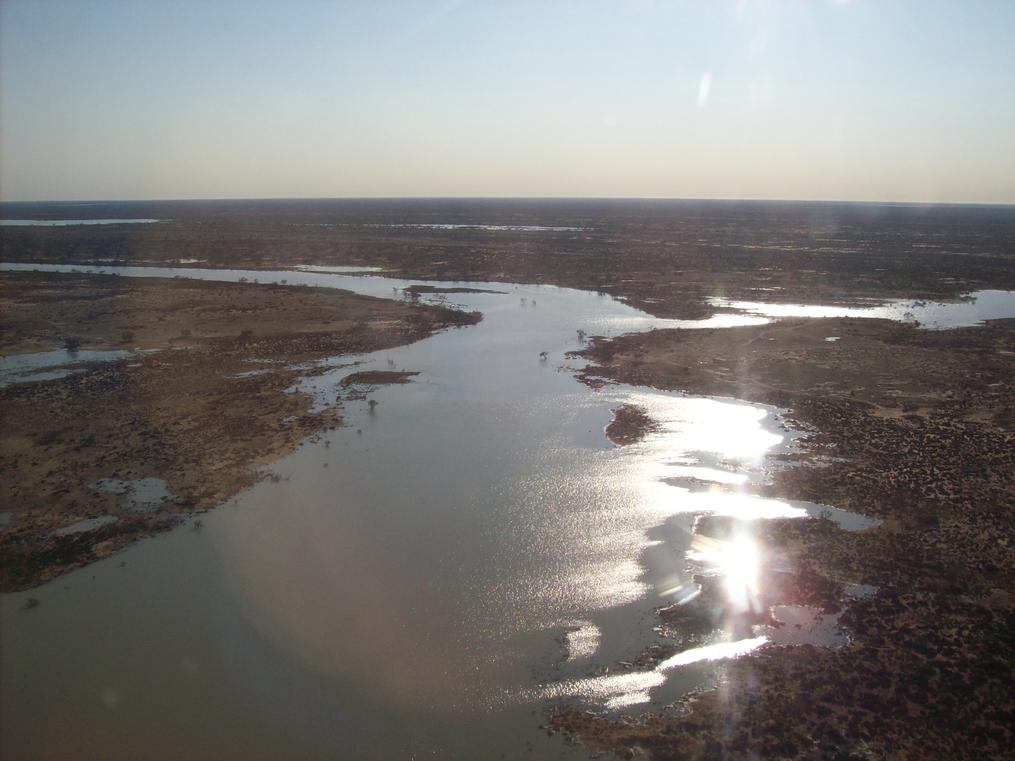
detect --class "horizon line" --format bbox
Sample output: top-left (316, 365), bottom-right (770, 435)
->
top-left (2, 194), bottom-right (1014, 208)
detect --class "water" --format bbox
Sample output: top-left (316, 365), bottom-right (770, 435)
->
top-left (362, 223), bottom-right (587, 232)
top-left (710, 290), bottom-right (1015, 329)
top-left (3, 263), bottom-right (884, 760)
top-left (95, 478), bottom-right (173, 513)
top-left (0, 218), bottom-right (161, 226)
top-left (759, 605), bottom-right (847, 647)
top-left (52, 516), bottom-right (119, 536)
top-left (293, 264), bottom-right (387, 274)
top-left (0, 348), bottom-right (136, 388)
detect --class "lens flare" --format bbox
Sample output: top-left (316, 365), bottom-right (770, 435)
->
top-left (686, 529), bottom-right (762, 614)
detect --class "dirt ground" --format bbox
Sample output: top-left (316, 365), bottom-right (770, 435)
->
top-left (339, 370), bottom-right (419, 387)
top-left (0, 271), bottom-right (479, 592)
top-left (604, 404), bottom-right (660, 446)
top-left (554, 316), bottom-right (1015, 760)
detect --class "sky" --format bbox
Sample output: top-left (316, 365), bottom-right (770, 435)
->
top-left (1, 0), bottom-right (1013, 203)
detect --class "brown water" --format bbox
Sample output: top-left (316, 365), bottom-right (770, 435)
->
top-left (0, 262), bottom-right (944, 760)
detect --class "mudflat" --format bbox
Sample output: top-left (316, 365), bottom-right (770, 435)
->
top-left (0, 271), bottom-right (479, 591)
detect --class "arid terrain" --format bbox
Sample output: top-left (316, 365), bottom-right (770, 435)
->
top-left (0, 270), bottom-right (478, 591)
top-left (3, 0), bottom-right (1014, 755)
top-left (2, 200), bottom-right (1014, 759)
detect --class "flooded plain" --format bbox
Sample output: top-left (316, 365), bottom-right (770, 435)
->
top-left (1, 263), bottom-right (1010, 760)
top-left (0, 348), bottom-right (140, 387)
top-left (0, 219), bottom-right (161, 226)
top-left (709, 289), bottom-right (1015, 329)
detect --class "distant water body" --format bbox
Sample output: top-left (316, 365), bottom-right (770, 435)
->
top-left (0, 218), bottom-right (160, 226)
top-left (363, 223), bottom-right (586, 232)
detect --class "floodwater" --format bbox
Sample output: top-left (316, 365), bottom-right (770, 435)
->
top-left (52, 516), bottom-right (119, 536)
top-left (95, 478), bottom-right (173, 513)
top-left (0, 218), bottom-right (161, 226)
top-left (710, 289), bottom-right (1015, 329)
top-left (0, 348), bottom-right (137, 388)
top-left (363, 223), bottom-right (587, 232)
top-left (1, 262), bottom-right (979, 760)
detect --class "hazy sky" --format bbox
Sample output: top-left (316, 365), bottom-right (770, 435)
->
top-left (2, 0), bottom-right (1013, 203)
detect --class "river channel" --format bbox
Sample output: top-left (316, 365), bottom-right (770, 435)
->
top-left (3, 262), bottom-right (1007, 760)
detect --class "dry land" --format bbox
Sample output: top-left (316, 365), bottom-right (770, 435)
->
top-left (339, 370), bottom-right (419, 387)
top-left (0, 270), bottom-right (479, 591)
top-left (555, 316), bottom-right (1015, 760)
top-left (605, 404), bottom-right (660, 446)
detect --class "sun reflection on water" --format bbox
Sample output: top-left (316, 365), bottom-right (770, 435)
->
top-left (686, 530), bottom-right (762, 615)
top-left (538, 634), bottom-right (768, 708)
top-left (538, 384), bottom-right (850, 711)
top-left (656, 636), bottom-right (768, 670)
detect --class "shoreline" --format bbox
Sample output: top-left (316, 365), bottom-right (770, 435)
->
top-left (551, 315), bottom-right (1015, 759)
top-left (0, 270), bottom-right (480, 592)
top-left (3, 205), bottom-right (1014, 757)
top-left (4, 202), bottom-right (1013, 321)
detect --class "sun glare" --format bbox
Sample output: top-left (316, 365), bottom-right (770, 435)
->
top-left (686, 529), bottom-right (763, 614)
